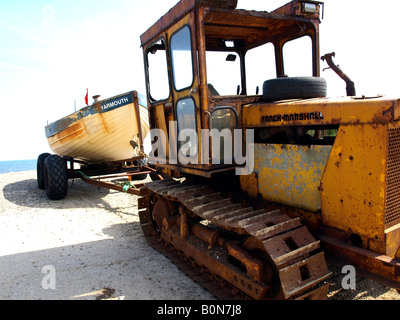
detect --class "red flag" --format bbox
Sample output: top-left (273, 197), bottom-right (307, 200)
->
top-left (85, 88), bottom-right (88, 105)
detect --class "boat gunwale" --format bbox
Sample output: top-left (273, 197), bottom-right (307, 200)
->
top-left (45, 90), bottom-right (147, 139)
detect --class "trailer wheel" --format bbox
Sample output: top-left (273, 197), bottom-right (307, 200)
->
top-left (262, 77), bottom-right (327, 102)
top-left (37, 153), bottom-right (51, 190)
top-left (44, 155), bottom-right (68, 200)
top-left (131, 158), bottom-right (148, 181)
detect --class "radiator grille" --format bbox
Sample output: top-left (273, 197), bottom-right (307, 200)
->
top-left (386, 127), bottom-right (400, 228)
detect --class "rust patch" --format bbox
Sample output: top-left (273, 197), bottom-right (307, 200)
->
top-left (372, 106), bottom-right (394, 124)
top-left (49, 121), bottom-right (85, 147)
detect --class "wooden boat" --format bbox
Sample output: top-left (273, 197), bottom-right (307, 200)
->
top-left (45, 91), bottom-right (149, 164)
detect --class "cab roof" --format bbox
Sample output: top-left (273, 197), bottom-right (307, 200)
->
top-left (140, 0), bottom-right (322, 49)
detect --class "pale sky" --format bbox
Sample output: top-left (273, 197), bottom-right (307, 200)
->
top-left (1, 0), bottom-right (399, 161)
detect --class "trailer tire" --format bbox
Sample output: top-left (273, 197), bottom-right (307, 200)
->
top-left (262, 77), bottom-right (327, 102)
top-left (37, 153), bottom-right (51, 190)
top-left (44, 155), bottom-right (68, 200)
top-left (131, 158), bottom-right (149, 181)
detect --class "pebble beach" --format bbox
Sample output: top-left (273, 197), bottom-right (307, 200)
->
top-left (0, 170), bottom-right (399, 300)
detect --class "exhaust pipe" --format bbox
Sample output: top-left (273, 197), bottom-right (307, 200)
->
top-left (321, 52), bottom-right (356, 96)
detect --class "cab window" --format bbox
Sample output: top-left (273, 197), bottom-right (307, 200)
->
top-left (146, 38), bottom-right (169, 102)
top-left (176, 98), bottom-right (198, 158)
top-left (246, 43), bottom-right (276, 95)
top-left (211, 107), bottom-right (237, 163)
top-left (283, 36), bottom-right (313, 77)
top-left (170, 26), bottom-right (193, 91)
top-left (206, 51), bottom-right (241, 96)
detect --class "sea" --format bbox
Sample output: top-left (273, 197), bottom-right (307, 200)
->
top-left (0, 159), bottom-right (37, 174)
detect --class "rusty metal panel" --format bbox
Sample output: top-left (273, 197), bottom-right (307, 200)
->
top-left (239, 172), bottom-right (259, 198)
top-left (197, 0), bottom-right (237, 8)
top-left (254, 143), bottom-right (332, 211)
top-left (279, 252), bottom-right (330, 299)
top-left (242, 97), bottom-right (399, 128)
top-left (321, 124), bottom-right (387, 242)
top-left (140, 0), bottom-right (196, 46)
top-left (140, 0), bottom-right (237, 46)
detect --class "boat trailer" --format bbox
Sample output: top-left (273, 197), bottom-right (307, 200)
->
top-left (37, 153), bottom-right (161, 200)
top-left (70, 157), bottom-right (161, 196)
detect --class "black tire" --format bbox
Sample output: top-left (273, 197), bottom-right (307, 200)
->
top-left (131, 158), bottom-right (149, 181)
top-left (37, 153), bottom-right (51, 190)
top-left (44, 155), bottom-right (68, 200)
top-left (262, 77), bottom-right (327, 102)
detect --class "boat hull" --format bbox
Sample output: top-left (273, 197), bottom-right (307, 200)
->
top-left (45, 91), bottom-right (149, 164)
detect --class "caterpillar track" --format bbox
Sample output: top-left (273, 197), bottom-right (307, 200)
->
top-left (138, 179), bottom-right (332, 300)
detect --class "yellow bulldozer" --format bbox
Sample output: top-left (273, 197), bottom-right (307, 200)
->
top-left (137, 0), bottom-right (400, 299)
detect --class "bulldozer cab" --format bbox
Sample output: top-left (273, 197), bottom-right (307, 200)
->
top-left (141, 0), bottom-right (323, 176)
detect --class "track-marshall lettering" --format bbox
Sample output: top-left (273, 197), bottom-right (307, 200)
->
top-left (261, 112), bottom-right (324, 123)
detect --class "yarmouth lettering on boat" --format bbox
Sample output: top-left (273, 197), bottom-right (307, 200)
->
top-left (100, 96), bottom-right (132, 111)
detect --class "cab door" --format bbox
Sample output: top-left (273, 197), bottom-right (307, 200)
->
top-left (167, 12), bottom-right (202, 166)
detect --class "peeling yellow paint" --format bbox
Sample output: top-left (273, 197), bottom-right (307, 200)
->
top-left (253, 144), bottom-right (332, 211)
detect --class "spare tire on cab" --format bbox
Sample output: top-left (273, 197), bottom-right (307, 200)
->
top-left (262, 77), bottom-right (327, 102)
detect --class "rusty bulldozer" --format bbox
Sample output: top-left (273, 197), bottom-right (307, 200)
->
top-left (135, 0), bottom-right (400, 299)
